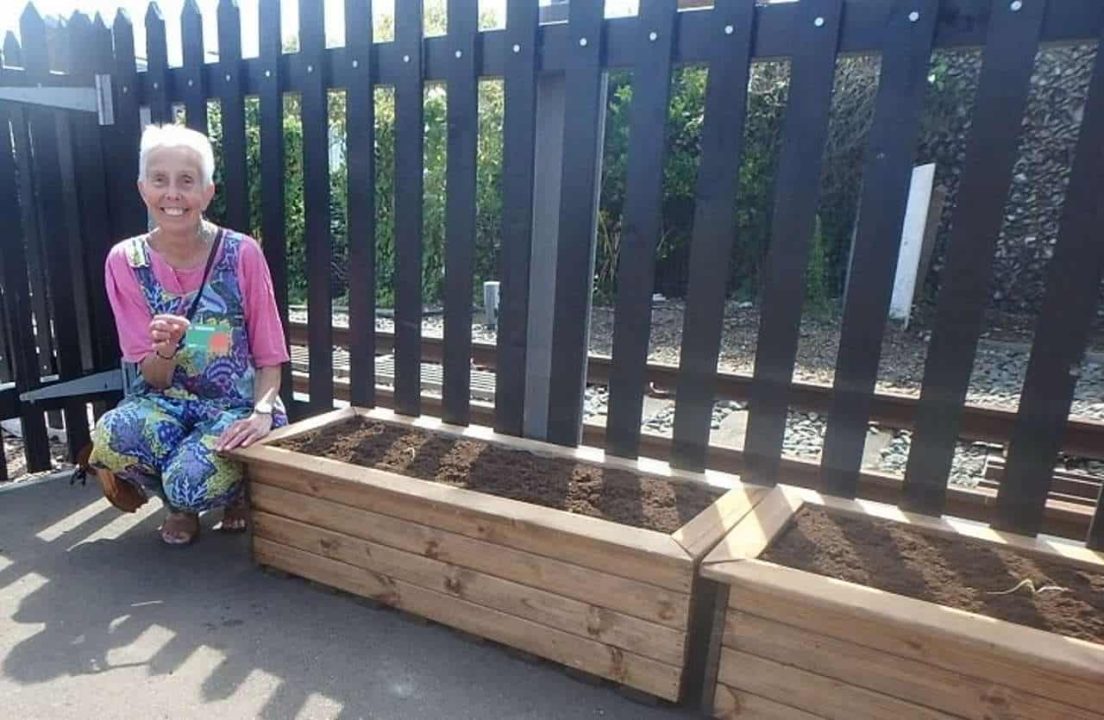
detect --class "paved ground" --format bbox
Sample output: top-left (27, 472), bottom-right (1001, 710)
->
top-left (0, 478), bottom-right (695, 720)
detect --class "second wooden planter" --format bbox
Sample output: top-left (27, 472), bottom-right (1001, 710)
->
top-left (699, 485), bottom-right (1104, 719)
top-left (230, 407), bottom-right (767, 702)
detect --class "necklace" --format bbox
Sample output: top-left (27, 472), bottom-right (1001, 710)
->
top-left (151, 219), bottom-right (215, 269)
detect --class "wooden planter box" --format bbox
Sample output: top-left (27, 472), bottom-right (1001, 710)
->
top-left (230, 407), bottom-right (767, 702)
top-left (699, 485), bottom-right (1104, 720)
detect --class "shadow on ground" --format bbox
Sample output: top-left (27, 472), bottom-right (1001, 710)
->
top-left (0, 479), bottom-right (693, 719)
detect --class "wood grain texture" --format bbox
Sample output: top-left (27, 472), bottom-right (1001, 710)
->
top-left (254, 537), bottom-right (684, 699)
top-left (254, 510), bottom-right (686, 665)
top-left (242, 453), bottom-right (695, 592)
top-left (713, 683), bottom-right (823, 720)
top-left (707, 560), bottom-right (1104, 713)
top-left (718, 648), bottom-right (956, 720)
top-left (250, 480), bottom-right (691, 629)
top-left (723, 610), bottom-right (1104, 720)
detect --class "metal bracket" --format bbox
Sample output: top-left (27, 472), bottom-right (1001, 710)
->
top-left (0, 73), bottom-right (115, 125)
top-left (94, 74), bottom-right (114, 126)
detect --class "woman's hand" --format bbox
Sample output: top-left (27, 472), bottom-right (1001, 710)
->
top-left (215, 412), bottom-right (274, 452)
top-left (150, 314), bottom-right (190, 358)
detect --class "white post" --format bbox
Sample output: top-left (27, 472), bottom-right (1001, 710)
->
top-left (483, 280), bottom-right (500, 329)
top-left (889, 163), bottom-right (937, 326)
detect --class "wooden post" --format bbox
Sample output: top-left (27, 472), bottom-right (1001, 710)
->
top-left (522, 69), bottom-right (565, 441)
top-left (542, 0), bottom-right (608, 446)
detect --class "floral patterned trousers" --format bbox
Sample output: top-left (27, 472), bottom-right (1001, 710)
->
top-left (90, 394), bottom-right (284, 513)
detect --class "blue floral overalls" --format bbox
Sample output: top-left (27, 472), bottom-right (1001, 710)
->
top-left (90, 229), bottom-right (287, 512)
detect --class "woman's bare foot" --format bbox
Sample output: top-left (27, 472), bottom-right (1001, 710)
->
top-left (216, 495), bottom-right (249, 533)
top-left (160, 511), bottom-right (199, 546)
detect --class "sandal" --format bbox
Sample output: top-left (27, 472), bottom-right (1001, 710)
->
top-left (160, 511), bottom-right (200, 546)
top-left (216, 495), bottom-right (250, 534)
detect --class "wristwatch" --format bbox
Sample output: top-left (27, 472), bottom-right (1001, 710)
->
top-left (254, 400), bottom-right (274, 415)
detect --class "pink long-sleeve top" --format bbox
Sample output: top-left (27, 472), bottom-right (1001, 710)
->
top-left (105, 232), bottom-right (291, 366)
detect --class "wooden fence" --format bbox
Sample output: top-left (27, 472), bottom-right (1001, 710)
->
top-left (0, 0), bottom-right (1103, 548)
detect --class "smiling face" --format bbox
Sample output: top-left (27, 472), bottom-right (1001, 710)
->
top-left (137, 146), bottom-right (216, 233)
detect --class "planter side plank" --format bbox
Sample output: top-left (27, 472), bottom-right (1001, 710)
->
top-left (244, 452), bottom-right (694, 591)
top-left (707, 561), bottom-right (1104, 713)
top-left (251, 481), bottom-right (689, 628)
top-left (672, 486), bottom-right (769, 559)
top-left (253, 510), bottom-right (686, 666)
top-left (712, 683), bottom-right (823, 720)
top-left (724, 609), bottom-right (1102, 720)
top-left (254, 537), bottom-right (682, 700)
top-left (718, 648), bottom-right (955, 720)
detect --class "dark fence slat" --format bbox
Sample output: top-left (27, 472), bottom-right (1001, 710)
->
top-left (345, 0), bottom-right (376, 408)
top-left (741, 0), bottom-right (843, 484)
top-left (55, 111), bottom-right (93, 371)
top-left (78, 16), bottom-right (117, 371)
top-left (3, 30), bottom-right (19, 66)
top-left (441, 0), bottom-right (480, 426)
top-left (54, 18), bottom-right (94, 375)
top-left (6, 30), bottom-right (64, 441)
top-left (6, 30), bottom-right (56, 385)
top-left (257, 0), bottom-right (293, 416)
top-left (902, 0), bottom-right (1046, 516)
top-left (492, 0), bottom-right (539, 437)
top-left (666, 0), bottom-right (755, 472)
top-left (0, 106), bottom-right (50, 469)
top-left (145, 3), bottom-right (171, 124)
top-left (994, 26), bottom-right (1104, 539)
top-left (300, 0), bottom-right (334, 414)
top-left (1091, 488), bottom-right (1104, 550)
top-left (110, 12), bottom-right (147, 237)
top-left (21, 5), bottom-right (88, 460)
top-left (393, 0), bottom-right (425, 417)
top-left (217, 0), bottom-right (248, 231)
top-left (820, 0), bottom-right (938, 497)
top-left (605, 0), bottom-right (678, 459)
top-left (0, 35), bottom-right (11, 397)
top-left (0, 289), bottom-right (12, 384)
top-left (69, 14), bottom-right (116, 372)
top-left (14, 117), bottom-right (54, 382)
top-left (670, 0), bottom-right (756, 472)
top-left (546, 0), bottom-right (606, 446)
top-left (48, 15), bottom-right (89, 438)
top-left (181, 0), bottom-right (208, 134)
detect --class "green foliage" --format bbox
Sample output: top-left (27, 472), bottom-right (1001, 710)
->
top-left (203, 1), bottom-right (505, 311)
top-left (595, 62), bottom-right (788, 303)
top-left (202, 43), bottom-right (867, 310)
top-left (804, 214), bottom-right (833, 318)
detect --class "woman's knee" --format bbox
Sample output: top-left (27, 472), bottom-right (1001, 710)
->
top-left (90, 399), bottom-right (181, 471)
top-left (89, 407), bottom-right (137, 473)
top-left (162, 439), bottom-right (243, 511)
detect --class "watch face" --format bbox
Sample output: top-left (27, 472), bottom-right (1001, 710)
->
top-left (255, 402), bottom-right (273, 414)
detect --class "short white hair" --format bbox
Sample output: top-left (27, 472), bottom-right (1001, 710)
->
top-left (137, 124), bottom-right (216, 187)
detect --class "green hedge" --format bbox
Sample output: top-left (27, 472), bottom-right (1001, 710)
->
top-left (200, 52), bottom-right (931, 313)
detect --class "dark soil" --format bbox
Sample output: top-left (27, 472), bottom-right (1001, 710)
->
top-left (276, 416), bottom-right (723, 534)
top-left (761, 506), bottom-right (1104, 644)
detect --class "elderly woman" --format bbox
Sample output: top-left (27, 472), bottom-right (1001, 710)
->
top-left (89, 125), bottom-right (289, 546)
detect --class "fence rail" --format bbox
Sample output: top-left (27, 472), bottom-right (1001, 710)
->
top-left (0, 0), bottom-right (1102, 549)
top-left (284, 321), bottom-right (1104, 460)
